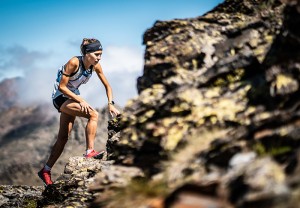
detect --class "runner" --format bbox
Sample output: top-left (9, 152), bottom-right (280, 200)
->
top-left (38, 38), bottom-right (120, 186)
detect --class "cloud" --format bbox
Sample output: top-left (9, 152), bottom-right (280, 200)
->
top-left (0, 45), bottom-right (54, 105)
top-left (101, 45), bottom-right (144, 73)
top-left (0, 45), bottom-right (49, 80)
top-left (0, 45), bottom-right (49, 69)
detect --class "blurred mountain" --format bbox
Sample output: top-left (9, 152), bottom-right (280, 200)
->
top-left (0, 77), bottom-right (21, 112)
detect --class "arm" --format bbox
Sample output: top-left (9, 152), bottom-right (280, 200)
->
top-left (58, 57), bottom-right (93, 112)
top-left (94, 63), bottom-right (120, 117)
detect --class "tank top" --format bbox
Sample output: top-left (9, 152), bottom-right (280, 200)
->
top-left (52, 56), bottom-right (93, 99)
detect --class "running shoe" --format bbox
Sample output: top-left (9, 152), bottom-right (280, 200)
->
top-left (38, 168), bottom-right (53, 186)
top-left (84, 150), bottom-right (105, 159)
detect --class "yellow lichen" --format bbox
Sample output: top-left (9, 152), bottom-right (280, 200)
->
top-left (192, 59), bottom-right (198, 70)
top-left (204, 87), bottom-right (221, 98)
top-left (230, 48), bottom-right (235, 55)
top-left (214, 78), bottom-right (226, 86)
top-left (275, 74), bottom-right (298, 90)
top-left (170, 103), bottom-right (190, 113)
top-left (258, 112), bottom-right (271, 120)
top-left (163, 124), bottom-right (188, 150)
top-left (265, 35), bottom-right (274, 42)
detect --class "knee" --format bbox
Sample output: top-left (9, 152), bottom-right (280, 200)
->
top-left (90, 110), bottom-right (99, 121)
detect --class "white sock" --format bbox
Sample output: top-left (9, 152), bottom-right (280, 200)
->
top-left (44, 164), bottom-right (51, 171)
top-left (86, 149), bottom-right (93, 155)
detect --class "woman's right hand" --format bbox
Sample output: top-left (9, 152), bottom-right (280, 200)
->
top-left (79, 101), bottom-right (95, 114)
top-left (108, 104), bottom-right (120, 118)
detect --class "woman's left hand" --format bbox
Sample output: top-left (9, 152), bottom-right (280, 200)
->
top-left (108, 104), bottom-right (120, 117)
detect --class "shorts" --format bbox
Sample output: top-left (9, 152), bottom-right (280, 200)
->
top-left (53, 95), bottom-right (69, 112)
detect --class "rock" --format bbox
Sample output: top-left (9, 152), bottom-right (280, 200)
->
top-left (0, 185), bottom-right (43, 208)
top-left (229, 152), bottom-right (257, 169)
top-left (37, 156), bottom-right (111, 207)
top-left (164, 183), bottom-right (228, 208)
top-left (95, 0), bottom-right (300, 207)
top-left (221, 157), bottom-right (290, 207)
top-left (89, 165), bottom-right (144, 191)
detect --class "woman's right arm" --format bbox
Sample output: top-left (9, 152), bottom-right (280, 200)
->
top-left (58, 57), bottom-right (85, 104)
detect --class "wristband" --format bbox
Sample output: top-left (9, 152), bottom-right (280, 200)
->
top-left (108, 101), bottom-right (115, 105)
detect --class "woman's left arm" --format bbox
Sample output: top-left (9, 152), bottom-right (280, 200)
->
top-left (94, 63), bottom-right (120, 117)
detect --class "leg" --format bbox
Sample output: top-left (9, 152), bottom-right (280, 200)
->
top-left (60, 100), bottom-right (99, 151)
top-left (85, 112), bottom-right (98, 150)
top-left (46, 112), bottom-right (75, 168)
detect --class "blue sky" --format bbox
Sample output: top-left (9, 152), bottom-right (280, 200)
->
top-left (0, 0), bottom-right (223, 107)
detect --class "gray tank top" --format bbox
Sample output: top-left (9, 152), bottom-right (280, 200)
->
top-left (52, 56), bottom-right (93, 99)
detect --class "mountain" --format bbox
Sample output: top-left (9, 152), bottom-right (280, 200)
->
top-left (2, 0), bottom-right (300, 207)
top-left (0, 77), bottom-right (21, 111)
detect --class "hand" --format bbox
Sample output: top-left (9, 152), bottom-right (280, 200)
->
top-left (79, 101), bottom-right (95, 114)
top-left (108, 104), bottom-right (120, 117)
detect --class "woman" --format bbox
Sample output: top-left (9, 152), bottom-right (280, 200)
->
top-left (38, 38), bottom-right (120, 186)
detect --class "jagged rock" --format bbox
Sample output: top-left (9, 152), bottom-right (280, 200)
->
top-left (37, 156), bottom-right (111, 207)
top-left (36, 153), bottom-right (143, 207)
top-left (89, 165), bottom-right (144, 192)
top-left (164, 183), bottom-right (228, 208)
top-left (221, 157), bottom-right (290, 207)
top-left (106, 114), bottom-right (122, 157)
top-left (64, 156), bottom-right (104, 175)
top-left (112, 0), bottom-right (292, 173)
top-left (0, 185), bottom-right (43, 208)
top-left (92, 0), bottom-right (300, 207)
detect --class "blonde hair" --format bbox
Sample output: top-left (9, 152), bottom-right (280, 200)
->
top-left (80, 38), bottom-right (99, 55)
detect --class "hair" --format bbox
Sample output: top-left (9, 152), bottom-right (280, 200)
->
top-left (80, 38), bottom-right (100, 55)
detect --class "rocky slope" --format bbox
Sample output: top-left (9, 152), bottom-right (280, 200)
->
top-left (1, 0), bottom-right (300, 207)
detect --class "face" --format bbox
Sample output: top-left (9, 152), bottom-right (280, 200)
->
top-left (86, 50), bottom-right (102, 65)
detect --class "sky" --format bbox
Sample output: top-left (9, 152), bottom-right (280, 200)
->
top-left (0, 0), bottom-right (224, 108)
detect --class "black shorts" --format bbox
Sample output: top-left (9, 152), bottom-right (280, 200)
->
top-left (53, 95), bottom-right (69, 112)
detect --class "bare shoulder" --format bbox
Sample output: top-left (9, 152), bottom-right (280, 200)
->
top-left (65, 57), bottom-right (80, 73)
top-left (68, 57), bottom-right (80, 67)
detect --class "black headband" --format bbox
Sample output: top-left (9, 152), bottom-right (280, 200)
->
top-left (83, 41), bottom-right (103, 54)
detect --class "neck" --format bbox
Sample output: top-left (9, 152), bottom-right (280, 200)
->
top-left (82, 56), bottom-right (91, 69)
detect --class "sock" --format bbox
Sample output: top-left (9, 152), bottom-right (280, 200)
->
top-left (86, 149), bottom-right (93, 155)
top-left (44, 164), bottom-right (51, 171)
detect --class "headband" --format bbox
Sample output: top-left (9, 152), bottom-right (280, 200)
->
top-left (83, 41), bottom-right (103, 54)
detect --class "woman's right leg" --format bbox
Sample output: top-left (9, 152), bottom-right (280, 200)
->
top-left (59, 100), bottom-right (99, 152)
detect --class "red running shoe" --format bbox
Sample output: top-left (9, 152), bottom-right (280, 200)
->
top-left (38, 168), bottom-right (53, 186)
top-left (84, 150), bottom-right (105, 159)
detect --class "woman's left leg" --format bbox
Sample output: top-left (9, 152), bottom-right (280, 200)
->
top-left (46, 112), bottom-right (75, 168)
top-left (38, 112), bottom-right (75, 186)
